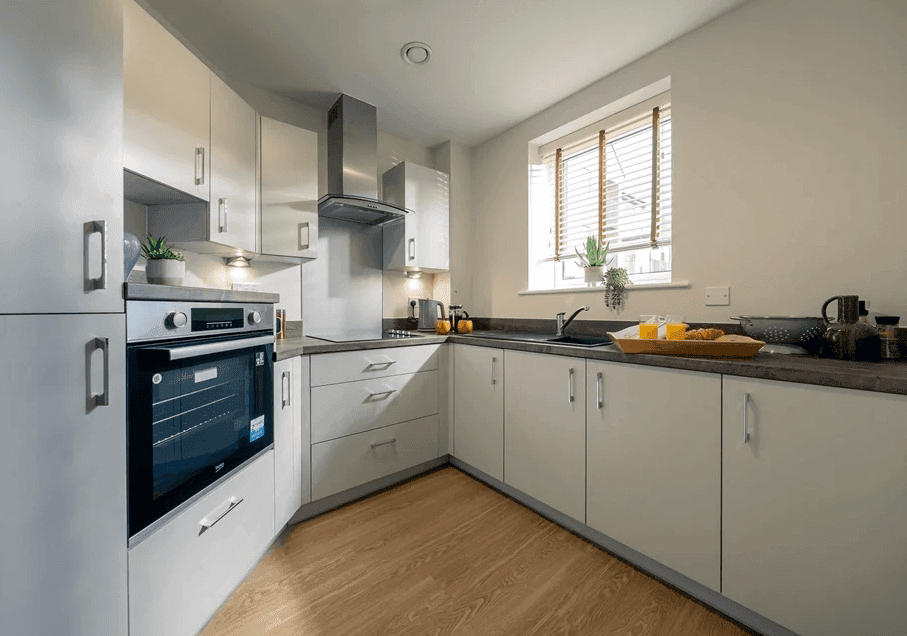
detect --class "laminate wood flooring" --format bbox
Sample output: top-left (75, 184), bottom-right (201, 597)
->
top-left (201, 467), bottom-right (748, 636)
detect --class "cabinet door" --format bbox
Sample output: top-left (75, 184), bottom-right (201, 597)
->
top-left (410, 163), bottom-right (450, 271)
top-left (587, 362), bottom-right (720, 591)
top-left (210, 75), bottom-right (257, 253)
top-left (299, 356), bottom-right (311, 506)
top-left (260, 117), bottom-right (319, 259)
top-left (274, 357), bottom-right (302, 529)
top-left (0, 315), bottom-right (127, 636)
top-left (124, 0), bottom-right (210, 201)
top-left (0, 0), bottom-right (124, 314)
top-left (453, 345), bottom-right (504, 481)
top-left (504, 351), bottom-right (585, 522)
top-left (723, 377), bottom-right (907, 636)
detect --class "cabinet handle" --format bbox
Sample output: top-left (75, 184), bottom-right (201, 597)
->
top-left (408, 238), bottom-right (416, 261)
top-left (195, 147), bottom-right (205, 185)
top-left (199, 497), bottom-right (243, 534)
top-left (83, 220), bottom-right (107, 291)
top-left (364, 358), bottom-right (395, 371)
top-left (491, 357), bottom-right (497, 385)
top-left (298, 222), bottom-right (310, 251)
top-left (596, 372), bottom-right (603, 409)
top-left (568, 368), bottom-right (575, 403)
top-left (371, 438), bottom-right (397, 449)
top-left (219, 198), bottom-right (228, 233)
top-left (743, 392), bottom-right (750, 443)
top-left (85, 336), bottom-right (110, 411)
top-left (367, 388), bottom-right (396, 400)
top-left (281, 370), bottom-right (291, 409)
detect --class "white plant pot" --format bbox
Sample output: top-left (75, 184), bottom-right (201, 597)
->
top-left (145, 259), bottom-right (185, 286)
top-left (584, 266), bottom-right (604, 285)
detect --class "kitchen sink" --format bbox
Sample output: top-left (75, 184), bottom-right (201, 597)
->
top-left (545, 335), bottom-right (613, 347)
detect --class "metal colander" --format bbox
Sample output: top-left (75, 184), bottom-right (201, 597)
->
top-left (730, 316), bottom-right (826, 345)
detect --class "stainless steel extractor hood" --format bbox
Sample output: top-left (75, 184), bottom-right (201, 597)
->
top-left (317, 95), bottom-right (413, 226)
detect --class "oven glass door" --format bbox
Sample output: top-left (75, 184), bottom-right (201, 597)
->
top-left (127, 333), bottom-right (273, 538)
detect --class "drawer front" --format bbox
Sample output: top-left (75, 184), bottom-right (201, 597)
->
top-left (311, 370), bottom-right (438, 443)
top-left (312, 415), bottom-right (439, 500)
top-left (310, 344), bottom-right (440, 386)
top-left (128, 451), bottom-right (275, 636)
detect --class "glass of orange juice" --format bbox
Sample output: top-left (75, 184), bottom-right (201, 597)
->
top-left (639, 315), bottom-right (659, 339)
top-left (665, 315), bottom-right (687, 340)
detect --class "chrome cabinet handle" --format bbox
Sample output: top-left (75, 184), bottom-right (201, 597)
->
top-left (86, 337), bottom-right (109, 411)
top-left (281, 370), bottom-right (291, 409)
top-left (371, 438), bottom-right (397, 449)
top-left (367, 388), bottom-right (396, 400)
top-left (364, 358), bottom-right (395, 371)
top-left (596, 372), bottom-right (603, 409)
top-left (298, 222), bottom-right (310, 251)
top-left (408, 238), bottom-right (416, 261)
top-left (568, 368), bottom-right (575, 403)
top-left (491, 357), bottom-right (497, 385)
top-left (743, 392), bottom-right (750, 443)
top-left (195, 147), bottom-right (205, 185)
top-left (219, 198), bottom-right (228, 233)
top-left (84, 220), bottom-right (107, 291)
top-left (199, 497), bottom-right (243, 534)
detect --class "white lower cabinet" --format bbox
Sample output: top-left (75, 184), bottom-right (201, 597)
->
top-left (586, 362), bottom-right (721, 590)
top-left (504, 351), bottom-right (586, 522)
top-left (722, 377), bottom-right (907, 636)
top-left (274, 356), bottom-right (310, 530)
top-left (128, 451), bottom-right (275, 636)
top-left (453, 345), bottom-right (504, 481)
top-left (312, 415), bottom-right (439, 500)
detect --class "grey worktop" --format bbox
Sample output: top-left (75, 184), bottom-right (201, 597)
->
top-left (124, 283), bottom-right (280, 304)
top-left (273, 329), bottom-right (907, 396)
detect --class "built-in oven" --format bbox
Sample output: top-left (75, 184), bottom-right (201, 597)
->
top-left (126, 300), bottom-right (275, 542)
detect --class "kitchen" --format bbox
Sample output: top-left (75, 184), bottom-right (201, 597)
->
top-left (2, 1), bottom-right (906, 636)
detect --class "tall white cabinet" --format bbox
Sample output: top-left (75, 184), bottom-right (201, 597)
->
top-left (504, 351), bottom-right (586, 522)
top-left (0, 2), bottom-right (127, 635)
top-left (723, 377), bottom-right (907, 636)
top-left (453, 345), bottom-right (504, 481)
top-left (586, 362), bottom-right (721, 591)
top-left (274, 356), bottom-right (311, 529)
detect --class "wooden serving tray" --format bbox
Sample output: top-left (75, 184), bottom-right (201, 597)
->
top-left (608, 334), bottom-right (765, 358)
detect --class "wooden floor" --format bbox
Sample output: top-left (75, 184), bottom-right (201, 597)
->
top-left (201, 467), bottom-right (749, 636)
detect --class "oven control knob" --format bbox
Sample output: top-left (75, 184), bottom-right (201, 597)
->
top-left (166, 311), bottom-right (188, 328)
top-left (248, 310), bottom-right (262, 325)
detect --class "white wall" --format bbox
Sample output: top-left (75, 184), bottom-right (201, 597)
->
top-left (469, 0), bottom-right (907, 322)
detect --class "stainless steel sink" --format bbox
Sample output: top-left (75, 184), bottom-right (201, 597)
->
top-left (545, 335), bottom-right (613, 347)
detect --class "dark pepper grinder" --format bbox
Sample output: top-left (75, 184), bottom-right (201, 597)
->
top-left (821, 295), bottom-right (880, 361)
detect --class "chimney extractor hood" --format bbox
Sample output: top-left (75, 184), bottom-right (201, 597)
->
top-left (317, 95), bottom-right (413, 226)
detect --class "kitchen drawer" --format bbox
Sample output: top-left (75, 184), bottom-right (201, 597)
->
top-left (310, 344), bottom-right (440, 386)
top-left (311, 370), bottom-right (438, 443)
top-left (312, 415), bottom-right (439, 500)
top-left (128, 450), bottom-right (275, 636)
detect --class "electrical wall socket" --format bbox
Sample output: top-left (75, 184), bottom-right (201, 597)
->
top-left (705, 286), bottom-right (730, 306)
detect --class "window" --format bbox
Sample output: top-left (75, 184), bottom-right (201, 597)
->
top-left (528, 92), bottom-right (672, 289)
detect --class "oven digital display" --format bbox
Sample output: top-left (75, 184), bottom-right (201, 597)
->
top-left (191, 307), bottom-right (244, 331)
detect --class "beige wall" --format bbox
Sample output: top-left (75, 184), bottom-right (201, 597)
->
top-left (468, 0), bottom-right (907, 322)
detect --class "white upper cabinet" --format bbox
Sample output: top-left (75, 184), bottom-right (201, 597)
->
top-left (124, 0), bottom-right (210, 202)
top-left (586, 361), bottom-right (721, 591)
top-left (0, 0), bottom-right (124, 314)
top-left (504, 350), bottom-right (585, 522)
top-left (722, 377), bottom-right (907, 636)
top-left (453, 345), bottom-right (504, 481)
top-left (259, 117), bottom-right (319, 260)
top-left (383, 161), bottom-right (449, 273)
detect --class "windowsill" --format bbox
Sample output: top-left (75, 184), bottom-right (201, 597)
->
top-left (518, 280), bottom-right (691, 296)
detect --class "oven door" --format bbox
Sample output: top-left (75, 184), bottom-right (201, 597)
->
top-left (127, 332), bottom-right (274, 539)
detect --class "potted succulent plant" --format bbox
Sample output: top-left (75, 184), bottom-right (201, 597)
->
top-left (575, 235), bottom-right (609, 285)
top-left (142, 235), bottom-right (186, 286)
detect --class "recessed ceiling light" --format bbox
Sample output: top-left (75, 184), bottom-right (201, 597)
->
top-left (401, 42), bottom-right (432, 65)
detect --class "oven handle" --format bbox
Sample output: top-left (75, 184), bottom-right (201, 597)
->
top-left (143, 335), bottom-right (275, 361)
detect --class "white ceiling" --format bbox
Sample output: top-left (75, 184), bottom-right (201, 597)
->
top-left (142, 0), bottom-right (749, 147)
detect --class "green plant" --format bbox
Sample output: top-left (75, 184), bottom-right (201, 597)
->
top-left (141, 235), bottom-right (185, 261)
top-left (603, 267), bottom-right (629, 310)
top-left (575, 235), bottom-right (609, 267)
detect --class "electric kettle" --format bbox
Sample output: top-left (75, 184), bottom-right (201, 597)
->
top-left (411, 298), bottom-right (446, 331)
top-left (821, 295), bottom-right (880, 361)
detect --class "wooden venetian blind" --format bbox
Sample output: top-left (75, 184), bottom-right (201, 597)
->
top-left (545, 101), bottom-right (671, 261)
